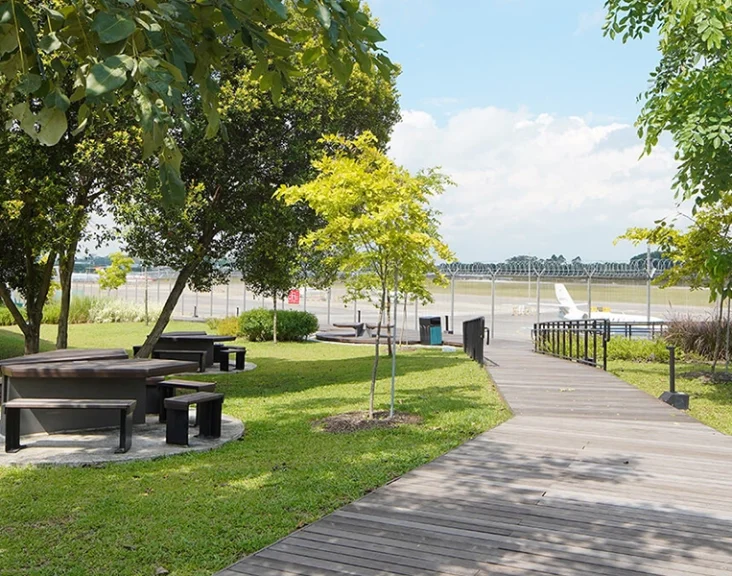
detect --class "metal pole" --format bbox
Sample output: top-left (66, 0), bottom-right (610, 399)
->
top-left (243, 283), bottom-right (247, 312)
top-left (210, 288), bottom-right (214, 317)
top-left (134, 276), bottom-right (138, 303)
top-left (144, 266), bottom-right (149, 325)
top-left (450, 273), bottom-right (455, 336)
top-left (156, 270), bottom-right (161, 303)
top-left (587, 276), bottom-right (592, 319)
top-left (327, 288), bottom-right (332, 325)
top-left (536, 275), bottom-right (542, 326)
top-left (226, 283), bottom-right (230, 317)
top-left (303, 286), bottom-right (307, 312)
top-left (353, 299), bottom-right (357, 322)
top-left (181, 290), bottom-right (185, 316)
top-left (414, 299), bottom-right (418, 332)
top-left (390, 268), bottom-right (398, 419)
top-left (667, 345), bottom-right (676, 393)
top-left (491, 275), bottom-right (496, 338)
top-left (194, 291), bottom-right (199, 317)
top-left (646, 244), bottom-right (652, 323)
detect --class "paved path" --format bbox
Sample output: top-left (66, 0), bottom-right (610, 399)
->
top-left (218, 339), bottom-right (732, 576)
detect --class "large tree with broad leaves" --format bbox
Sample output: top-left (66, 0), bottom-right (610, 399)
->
top-left (0, 0), bottom-right (393, 203)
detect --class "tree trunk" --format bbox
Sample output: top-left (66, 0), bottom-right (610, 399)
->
top-left (369, 285), bottom-right (387, 419)
top-left (712, 296), bottom-right (725, 373)
top-left (136, 262), bottom-right (197, 358)
top-left (0, 284), bottom-right (32, 352)
top-left (56, 239), bottom-right (79, 349)
top-left (273, 295), bottom-right (278, 344)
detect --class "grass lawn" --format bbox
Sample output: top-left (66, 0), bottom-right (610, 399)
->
top-left (0, 323), bottom-right (510, 576)
top-left (609, 360), bottom-right (732, 435)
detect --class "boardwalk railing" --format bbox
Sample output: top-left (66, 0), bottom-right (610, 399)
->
top-left (533, 319), bottom-right (610, 370)
top-left (463, 317), bottom-right (486, 365)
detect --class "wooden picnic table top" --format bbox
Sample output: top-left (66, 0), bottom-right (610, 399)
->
top-left (0, 348), bottom-right (129, 367)
top-left (1, 358), bottom-right (199, 379)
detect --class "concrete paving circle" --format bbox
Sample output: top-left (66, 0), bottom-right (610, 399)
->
top-left (0, 413), bottom-right (244, 467)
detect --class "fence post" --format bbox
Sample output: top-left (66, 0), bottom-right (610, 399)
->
top-left (450, 272), bottom-right (456, 336)
top-left (327, 288), bottom-right (331, 325)
top-left (587, 275), bottom-right (592, 319)
top-left (491, 274), bottom-right (496, 339)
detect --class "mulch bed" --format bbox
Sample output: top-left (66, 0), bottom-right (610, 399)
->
top-left (314, 411), bottom-right (422, 433)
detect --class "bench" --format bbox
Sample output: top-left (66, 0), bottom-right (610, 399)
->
top-left (213, 342), bottom-right (225, 363)
top-left (157, 379), bottom-right (216, 423)
top-left (3, 398), bottom-right (136, 454)
top-left (152, 349), bottom-right (206, 372)
top-left (132, 345), bottom-right (144, 358)
top-left (145, 376), bottom-right (165, 415)
top-left (218, 347), bottom-right (246, 372)
top-left (365, 324), bottom-right (394, 338)
top-left (333, 322), bottom-right (365, 337)
top-left (164, 392), bottom-right (224, 445)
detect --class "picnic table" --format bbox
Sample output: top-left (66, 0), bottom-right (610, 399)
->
top-left (0, 358), bottom-right (198, 436)
top-left (153, 333), bottom-right (236, 367)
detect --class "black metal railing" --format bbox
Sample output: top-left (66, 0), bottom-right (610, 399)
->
top-left (533, 319), bottom-right (610, 370)
top-left (607, 321), bottom-right (667, 340)
top-left (463, 317), bottom-right (486, 365)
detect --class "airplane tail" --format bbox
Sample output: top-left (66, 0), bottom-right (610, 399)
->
top-left (554, 283), bottom-right (585, 319)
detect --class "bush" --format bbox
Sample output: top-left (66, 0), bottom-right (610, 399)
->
top-left (607, 336), bottom-right (670, 363)
top-left (88, 299), bottom-right (163, 323)
top-left (207, 316), bottom-right (240, 337)
top-left (0, 306), bottom-right (17, 326)
top-left (238, 309), bottom-right (318, 342)
top-left (665, 315), bottom-right (731, 361)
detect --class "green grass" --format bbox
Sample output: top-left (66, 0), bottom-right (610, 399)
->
top-left (0, 323), bottom-right (510, 576)
top-left (609, 360), bottom-right (732, 435)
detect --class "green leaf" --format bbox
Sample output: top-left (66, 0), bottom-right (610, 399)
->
top-left (314, 3), bottom-right (331, 29)
top-left (38, 32), bottom-right (62, 54)
top-left (0, 27), bottom-right (17, 54)
top-left (86, 59), bottom-right (128, 97)
top-left (264, 0), bottom-right (288, 19)
top-left (91, 12), bottom-right (137, 44)
top-left (302, 46), bottom-right (320, 65)
top-left (361, 25), bottom-right (386, 43)
top-left (44, 89), bottom-right (71, 112)
top-left (16, 73), bottom-right (42, 95)
top-left (0, 3), bottom-right (11, 24)
top-left (37, 106), bottom-right (67, 146)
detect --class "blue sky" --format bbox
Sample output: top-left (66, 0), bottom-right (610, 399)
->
top-left (369, 0), bottom-right (676, 263)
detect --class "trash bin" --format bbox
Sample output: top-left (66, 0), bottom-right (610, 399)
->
top-left (419, 316), bottom-right (442, 345)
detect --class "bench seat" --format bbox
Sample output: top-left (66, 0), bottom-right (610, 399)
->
top-left (152, 349), bottom-right (206, 372)
top-left (218, 347), bottom-right (246, 371)
top-left (157, 379), bottom-right (216, 423)
top-left (164, 392), bottom-right (224, 445)
top-left (3, 398), bottom-right (136, 454)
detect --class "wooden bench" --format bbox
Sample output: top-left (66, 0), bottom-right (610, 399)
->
top-left (3, 398), bottom-right (136, 454)
top-left (164, 392), bottom-right (224, 445)
top-left (152, 349), bottom-right (206, 372)
top-left (132, 345), bottom-right (144, 357)
top-left (365, 324), bottom-right (393, 338)
top-left (157, 379), bottom-right (216, 423)
top-left (218, 347), bottom-right (246, 371)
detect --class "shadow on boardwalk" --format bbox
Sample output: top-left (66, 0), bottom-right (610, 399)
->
top-left (218, 339), bottom-right (732, 576)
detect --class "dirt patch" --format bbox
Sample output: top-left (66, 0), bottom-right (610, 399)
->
top-left (679, 370), bottom-right (732, 384)
top-left (313, 411), bottom-right (422, 433)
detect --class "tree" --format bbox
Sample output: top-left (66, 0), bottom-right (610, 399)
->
top-left (617, 196), bottom-right (732, 371)
top-left (604, 1), bottom-right (732, 208)
top-left (0, 0), bottom-right (394, 203)
top-left (115, 36), bottom-right (400, 358)
top-left (0, 127), bottom-right (69, 353)
top-left (278, 132), bottom-right (455, 418)
top-left (236, 199), bottom-right (336, 343)
top-left (97, 252), bottom-right (134, 292)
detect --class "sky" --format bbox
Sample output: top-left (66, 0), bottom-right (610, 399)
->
top-left (368, 0), bottom-right (679, 263)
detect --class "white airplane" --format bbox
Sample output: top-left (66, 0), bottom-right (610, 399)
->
top-left (555, 283), bottom-right (662, 322)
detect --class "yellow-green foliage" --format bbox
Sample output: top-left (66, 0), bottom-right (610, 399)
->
top-left (606, 336), bottom-right (671, 363)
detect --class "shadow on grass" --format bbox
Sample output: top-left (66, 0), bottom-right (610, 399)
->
top-left (0, 329), bottom-right (55, 359)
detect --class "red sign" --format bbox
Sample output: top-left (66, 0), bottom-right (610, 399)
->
top-left (287, 289), bottom-right (300, 305)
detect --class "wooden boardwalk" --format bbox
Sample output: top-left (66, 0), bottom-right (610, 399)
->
top-left (217, 339), bottom-right (732, 576)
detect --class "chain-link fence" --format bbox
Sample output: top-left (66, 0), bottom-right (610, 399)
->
top-left (70, 260), bottom-right (717, 342)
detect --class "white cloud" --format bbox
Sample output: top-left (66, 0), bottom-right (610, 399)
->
top-left (388, 107), bottom-right (680, 262)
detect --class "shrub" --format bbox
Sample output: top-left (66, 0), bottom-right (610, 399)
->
top-left (88, 299), bottom-right (163, 323)
top-left (665, 315), bottom-right (731, 361)
top-left (0, 306), bottom-right (18, 326)
top-left (207, 316), bottom-right (240, 336)
top-left (238, 309), bottom-right (319, 342)
top-left (606, 336), bottom-right (670, 363)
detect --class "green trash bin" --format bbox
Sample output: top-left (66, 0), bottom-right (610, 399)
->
top-left (419, 316), bottom-right (442, 345)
